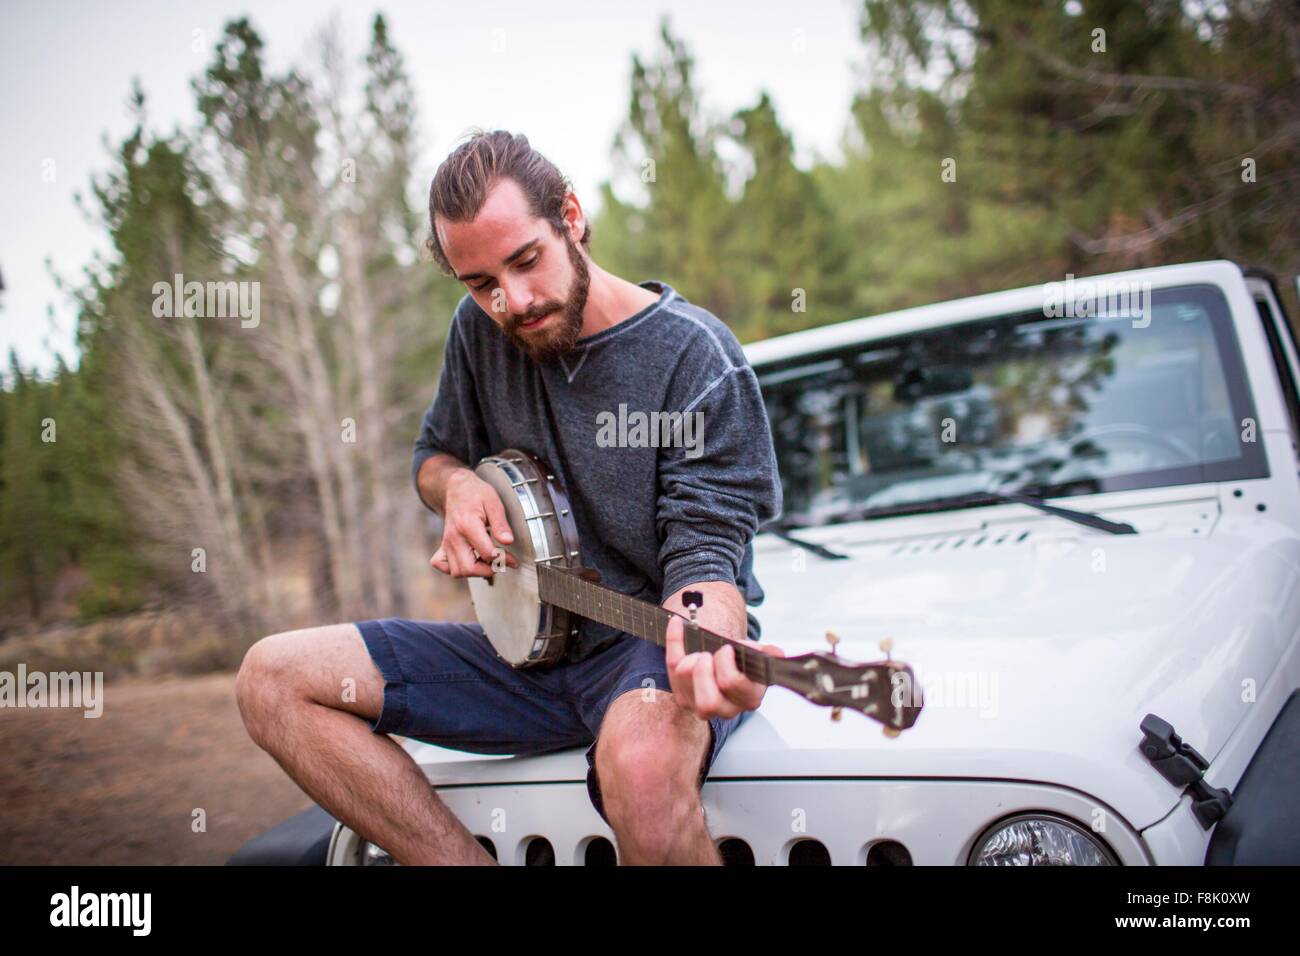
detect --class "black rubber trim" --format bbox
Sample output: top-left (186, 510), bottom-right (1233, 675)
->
top-left (225, 805), bottom-right (338, 866)
top-left (1205, 689), bottom-right (1300, 865)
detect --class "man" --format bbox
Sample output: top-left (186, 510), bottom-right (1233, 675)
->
top-left (236, 129), bottom-right (784, 865)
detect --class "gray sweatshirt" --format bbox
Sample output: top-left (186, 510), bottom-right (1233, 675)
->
top-left (412, 279), bottom-right (783, 662)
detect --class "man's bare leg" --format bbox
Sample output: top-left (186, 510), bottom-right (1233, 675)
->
top-left (594, 688), bottom-right (722, 865)
top-left (235, 623), bottom-right (495, 866)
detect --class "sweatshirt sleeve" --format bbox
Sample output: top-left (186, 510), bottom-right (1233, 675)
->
top-left (656, 361), bottom-right (784, 601)
top-left (411, 309), bottom-right (491, 492)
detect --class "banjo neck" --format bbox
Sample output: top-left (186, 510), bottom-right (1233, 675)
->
top-left (535, 563), bottom-right (775, 686)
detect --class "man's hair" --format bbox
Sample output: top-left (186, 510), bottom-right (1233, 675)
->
top-left (425, 129), bottom-right (591, 276)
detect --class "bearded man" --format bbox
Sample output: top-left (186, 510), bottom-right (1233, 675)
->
top-left (236, 129), bottom-right (784, 865)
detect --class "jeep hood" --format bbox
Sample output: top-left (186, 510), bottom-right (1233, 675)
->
top-left (404, 500), bottom-right (1299, 832)
top-left (725, 504), bottom-right (1299, 830)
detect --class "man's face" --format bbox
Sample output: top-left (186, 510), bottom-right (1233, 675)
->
top-left (436, 177), bottom-right (590, 363)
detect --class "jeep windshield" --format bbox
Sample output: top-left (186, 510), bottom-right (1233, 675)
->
top-left (757, 284), bottom-right (1267, 529)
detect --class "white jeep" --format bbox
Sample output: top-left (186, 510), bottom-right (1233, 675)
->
top-left (230, 260), bottom-right (1300, 866)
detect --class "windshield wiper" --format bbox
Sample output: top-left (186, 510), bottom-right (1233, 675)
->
top-left (981, 491), bottom-right (1138, 535)
top-left (822, 490), bottom-right (1137, 535)
top-left (758, 523), bottom-right (850, 560)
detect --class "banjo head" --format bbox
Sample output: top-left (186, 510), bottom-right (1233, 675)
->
top-left (466, 451), bottom-right (580, 667)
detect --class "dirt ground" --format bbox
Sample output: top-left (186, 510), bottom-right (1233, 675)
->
top-left (0, 672), bottom-right (315, 865)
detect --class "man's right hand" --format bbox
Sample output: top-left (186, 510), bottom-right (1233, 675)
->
top-left (430, 469), bottom-right (520, 579)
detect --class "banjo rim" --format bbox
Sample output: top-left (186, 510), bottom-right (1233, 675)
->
top-left (468, 449), bottom-right (582, 668)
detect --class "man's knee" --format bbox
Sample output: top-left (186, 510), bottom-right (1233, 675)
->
top-left (595, 691), bottom-right (710, 819)
top-left (235, 624), bottom-right (382, 736)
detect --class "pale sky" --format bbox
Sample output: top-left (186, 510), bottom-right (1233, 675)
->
top-left (0, 0), bottom-right (866, 374)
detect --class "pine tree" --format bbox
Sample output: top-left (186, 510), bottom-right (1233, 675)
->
top-left (594, 19), bottom-right (738, 324)
top-left (729, 92), bottom-right (853, 339)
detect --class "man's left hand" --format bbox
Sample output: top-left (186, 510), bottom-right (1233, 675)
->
top-left (664, 613), bottom-right (785, 720)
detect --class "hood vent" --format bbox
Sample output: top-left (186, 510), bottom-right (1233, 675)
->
top-left (889, 528), bottom-right (1034, 557)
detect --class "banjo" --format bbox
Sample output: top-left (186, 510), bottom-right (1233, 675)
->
top-left (465, 449), bottom-right (923, 734)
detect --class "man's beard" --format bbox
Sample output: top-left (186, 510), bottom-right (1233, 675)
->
top-left (503, 234), bottom-right (590, 364)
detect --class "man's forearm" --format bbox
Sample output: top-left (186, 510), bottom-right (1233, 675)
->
top-left (415, 452), bottom-right (475, 516)
top-left (662, 580), bottom-right (748, 646)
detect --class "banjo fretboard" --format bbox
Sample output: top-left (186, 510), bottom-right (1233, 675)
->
top-left (536, 564), bottom-right (775, 685)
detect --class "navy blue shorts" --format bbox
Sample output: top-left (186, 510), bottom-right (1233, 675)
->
top-left (354, 617), bottom-right (753, 825)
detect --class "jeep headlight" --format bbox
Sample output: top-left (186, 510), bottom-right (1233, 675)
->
top-left (969, 814), bottom-right (1118, 866)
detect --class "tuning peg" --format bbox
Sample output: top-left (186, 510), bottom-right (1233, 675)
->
top-left (879, 637), bottom-right (893, 661)
top-left (830, 706), bottom-right (843, 722)
top-left (882, 725), bottom-right (900, 739)
top-left (825, 630), bottom-right (841, 655)
top-left (683, 590), bottom-right (704, 623)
